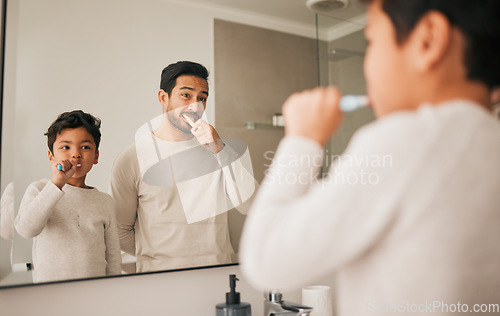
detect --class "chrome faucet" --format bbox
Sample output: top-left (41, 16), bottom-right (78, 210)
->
top-left (264, 291), bottom-right (313, 316)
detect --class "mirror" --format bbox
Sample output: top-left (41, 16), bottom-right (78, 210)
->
top-left (1, 0), bottom-right (370, 288)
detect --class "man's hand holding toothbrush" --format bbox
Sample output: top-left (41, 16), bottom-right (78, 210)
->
top-left (183, 114), bottom-right (225, 154)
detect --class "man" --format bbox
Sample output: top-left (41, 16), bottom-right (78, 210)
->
top-left (241, 1), bottom-right (500, 315)
top-left (110, 61), bottom-right (254, 273)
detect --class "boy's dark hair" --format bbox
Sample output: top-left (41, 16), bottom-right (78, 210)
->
top-left (45, 110), bottom-right (102, 153)
top-left (361, 0), bottom-right (500, 89)
top-left (159, 61), bottom-right (209, 96)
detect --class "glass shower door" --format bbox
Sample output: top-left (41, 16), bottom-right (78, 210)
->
top-left (316, 13), bottom-right (375, 172)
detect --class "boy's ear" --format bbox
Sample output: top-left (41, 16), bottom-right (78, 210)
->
top-left (48, 150), bottom-right (55, 162)
top-left (410, 11), bottom-right (451, 73)
top-left (94, 150), bottom-right (99, 165)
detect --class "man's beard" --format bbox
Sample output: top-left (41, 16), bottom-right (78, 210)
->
top-left (167, 109), bottom-right (198, 134)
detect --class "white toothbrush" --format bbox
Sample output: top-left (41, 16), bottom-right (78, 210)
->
top-left (339, 95), bottom-right (370, 112)
top-left (183, 114), bottom-right (196, 127)
top-left (183, 114), bottom-right (202, 130)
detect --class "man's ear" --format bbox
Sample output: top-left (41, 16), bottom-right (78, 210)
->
top-left (409, 11), bottom-right (451, 73)
top-left (158, 89), bottom-right (169, 104)
top-left (158, 89), bottom-right (170, 113)
top-left (94, 150), bottom-right (99, 165)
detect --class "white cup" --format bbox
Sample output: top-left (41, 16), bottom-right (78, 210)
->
top-left (302, 285), bottom-right (333, 316)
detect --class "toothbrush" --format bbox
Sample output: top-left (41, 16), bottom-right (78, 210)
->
top-left (339, 95), bottom-right (370, 112)
top-left (56, 163), bottom-right (82, 171)
top-left (183, 114), bottom-right (202, 130)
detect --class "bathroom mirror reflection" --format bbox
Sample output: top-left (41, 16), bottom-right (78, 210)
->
top-left (0, 0), bottom-right (370, 288)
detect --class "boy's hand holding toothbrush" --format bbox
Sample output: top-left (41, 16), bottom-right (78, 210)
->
top-left (282, 86), bottom-right (370, 147)
top-left (283, 86), bottom-right (343, 147)
top-left (51, 159), bottom-right (77, 189)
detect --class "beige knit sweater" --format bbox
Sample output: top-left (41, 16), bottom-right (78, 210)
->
top-left (15, 180), bottom-right (121, 283)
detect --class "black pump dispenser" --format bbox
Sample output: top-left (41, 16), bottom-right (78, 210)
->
top-left (226, 274), bottom-right (241, 304)
top-left (215, 274), bottom-right (252, 316)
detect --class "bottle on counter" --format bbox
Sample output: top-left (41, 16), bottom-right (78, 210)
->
top-left (215, 274), bottom-right (251, 316)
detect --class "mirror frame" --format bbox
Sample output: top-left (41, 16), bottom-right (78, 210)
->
top-left (0, 262), bottom-right (238, 289)
top-left (0, 0), bottom-right (241, 290)
top-left (1, 0), bottom-right (5, 163)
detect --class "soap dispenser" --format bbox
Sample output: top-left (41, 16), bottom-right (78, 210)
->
top-left (215, 274), bottom-right (251, 316)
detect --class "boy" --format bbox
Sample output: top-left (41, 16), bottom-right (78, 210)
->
top-left (240, 0), bottom-right (500, 315)
top-left (15, 110), bottom-right (121, 283)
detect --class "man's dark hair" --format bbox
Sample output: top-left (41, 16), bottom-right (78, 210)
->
top-left (159, 61), bottom-right (209, 96)
top-left (45, 110), bottom-right (102, 153)
top-left (361, 0), bottom-right (500, 89)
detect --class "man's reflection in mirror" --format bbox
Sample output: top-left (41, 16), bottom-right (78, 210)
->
top-left (14, 111), bottom-right (122, 282)
top-left (110, 61), bottom-right (255, 273)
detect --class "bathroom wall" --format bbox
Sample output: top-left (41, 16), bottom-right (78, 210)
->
top-left (213, 20), bottom-right (319, 254)
top-left (214, 19), bottom-right (319, 184)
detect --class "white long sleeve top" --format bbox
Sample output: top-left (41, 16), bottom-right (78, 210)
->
top-left (15, 180), bottom-right (122, 283)
top-left (240, 100), bottom-right (500, 315)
